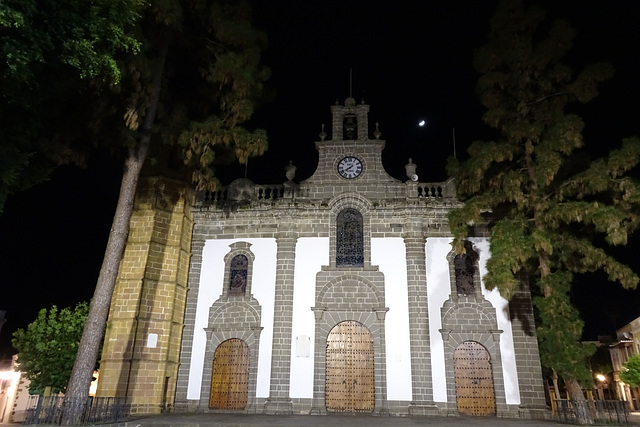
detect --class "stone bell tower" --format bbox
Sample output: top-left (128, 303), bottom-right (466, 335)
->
top-left (97, 176), bottom-right (194, 415)
top-left (330, 96), bottom-right (369, 141)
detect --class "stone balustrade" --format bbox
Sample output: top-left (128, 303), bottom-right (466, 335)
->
top-left (196, 178), bottom-right (456, 206)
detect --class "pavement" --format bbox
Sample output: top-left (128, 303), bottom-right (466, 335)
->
top-left (97, 411), bottom-right (640, 427)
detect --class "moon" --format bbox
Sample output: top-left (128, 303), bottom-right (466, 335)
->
top-left (418, 120), bottom-right (426, 127)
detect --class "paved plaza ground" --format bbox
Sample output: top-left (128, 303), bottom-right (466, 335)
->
top-left (96, 411), bottom-right (640, 427)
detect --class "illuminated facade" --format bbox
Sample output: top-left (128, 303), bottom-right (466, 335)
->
top-left (98, 97), bottom-right (547, 418)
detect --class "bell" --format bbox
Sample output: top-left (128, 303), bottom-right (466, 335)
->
top-left (343, 114), bottom-right (357, 140)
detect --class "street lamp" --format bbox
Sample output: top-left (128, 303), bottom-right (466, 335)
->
top-left (596, 373), bottom-right (612, 400)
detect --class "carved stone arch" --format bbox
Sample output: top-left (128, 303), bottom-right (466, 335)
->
top-left (327, 194), bottom-right (372, 268)
top-left (316, 275), bottom-right (384, 310)
top-left (446, 241), bottom-right (482, 301)
top-left (208, 301), bottom-right (261, 330)
top-left (222, 242), bottom-right (256, 298)
top-left (328, 193), bottom-right (372, 217)
top-left (441, 303), bottom-right (499, 332)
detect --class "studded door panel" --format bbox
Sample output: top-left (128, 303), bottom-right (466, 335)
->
top-left (325, 321), bottom-right (375, 412)
top-left (454, 341), bottom-right (496, 416)
top-left (209, 339), bottom-right (249, 410)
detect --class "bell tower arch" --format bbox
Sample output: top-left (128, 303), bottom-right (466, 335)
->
top-left (330, 97), bottom-right (369, 141)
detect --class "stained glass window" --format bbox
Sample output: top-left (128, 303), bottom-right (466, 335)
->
top-left (229, 254), bottom-right (248, 295)
top-left (336, 208), bottom-right (364, 267)
top-left (454, 253), bottom-right (475, 296)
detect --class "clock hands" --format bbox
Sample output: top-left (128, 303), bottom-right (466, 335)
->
top-left (338, 156), bottom-right (362, 178)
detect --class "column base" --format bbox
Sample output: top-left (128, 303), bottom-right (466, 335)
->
top-left (408, 402), bottom-right (440, 416)
top-left (309, 406), bottom-right (327, 415)
top-left (518, 404), bottom-right (552, 420)
top-left (263, 398), bottom-right (293, 415)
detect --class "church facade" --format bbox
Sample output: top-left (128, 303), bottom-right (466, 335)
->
top-left (97, 97), bottom-right (547, 418)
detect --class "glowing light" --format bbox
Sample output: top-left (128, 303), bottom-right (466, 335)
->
top-left (89, 371), bottom-right (99, 396)
top-left (596, 374), bottom-right (606, 382)
top-left (418, 120), bottom-right (426, 127)
top-left (0, 370), bottom-right (20, 381)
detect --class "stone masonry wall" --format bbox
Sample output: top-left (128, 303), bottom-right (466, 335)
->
top-left (98, 177), bottom-right (194, 415)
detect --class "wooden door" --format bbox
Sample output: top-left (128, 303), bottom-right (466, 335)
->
top-left (454, 341), bottom-right (496, 416)
top-left (325, 321), bottom-right (375, 412)
top-left (209, 339), bottom-right (249, 410)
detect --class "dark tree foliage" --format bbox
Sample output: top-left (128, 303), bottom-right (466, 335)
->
top-left (0, 0), bottom-right (143, 212)
top-left (0, 0), bottom-right (141, 84)
top-left (448, 0), bottom-right (640, 423)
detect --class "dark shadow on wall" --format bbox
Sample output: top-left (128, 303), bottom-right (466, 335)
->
top-left (506, 274), bottom-right (537, 337)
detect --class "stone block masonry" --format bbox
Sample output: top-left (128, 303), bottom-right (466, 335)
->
top-left (97, 177), bottom-right (194, 415)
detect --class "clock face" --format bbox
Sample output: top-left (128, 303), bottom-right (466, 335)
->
top-left (337, 156), bottom-right (363, 179)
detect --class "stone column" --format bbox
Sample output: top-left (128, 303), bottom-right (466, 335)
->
top-left (264, 235), bottom-right (298, 414)
top-left (403, 221), bottom-right (437, 415)
top-left (509, 276), bottom-right (548, 417)
top-left (174, 238), bottom-right (205, 412)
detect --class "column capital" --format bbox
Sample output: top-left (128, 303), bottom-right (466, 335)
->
top-left (402, 233), bottom-right (426, 247)
top-left (275, 233), bottom-right (298, 245)
top-left (402, 219), bottom-right (426, 240)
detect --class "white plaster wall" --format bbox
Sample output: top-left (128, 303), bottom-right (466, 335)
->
top-left (426, 238), bottom-right (455, 403)
top-left (186, 238), bottom-right (277, 399)
top-left (471, 238), bottom-right (521, 405)
top-left (183, 236), bottom-right (521, 405)
top-left (371, 238), bottom-right (412, 401)
top-left (289, 237), bottom-right (329, 398)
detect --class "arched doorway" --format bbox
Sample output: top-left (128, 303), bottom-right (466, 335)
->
top-left (454, 341), bottom-right (496, 416)
top-left (209, 338), bottom-right (249, 410)
top-left (325, 320), bottom-right (375, 412)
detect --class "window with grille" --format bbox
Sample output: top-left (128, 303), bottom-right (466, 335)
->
top-left (336, 208), bottom-right (364, 267)
top-left (454, 253), bottom-right (475, 296)
top-left (229, 254), bottom-right (248, 295)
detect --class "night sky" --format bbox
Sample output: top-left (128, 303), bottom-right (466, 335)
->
top-left (1, 0), bottom-right (639, 356)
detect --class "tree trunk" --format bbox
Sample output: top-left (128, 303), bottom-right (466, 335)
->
top-left (565, 376), bottom-right (593, 425)
top-left (61, 47), bottom-right (167, 425)
top-left (536, 244), bottom-right (593, 424)
top-left (552, 370), bottom-right (561, 400)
